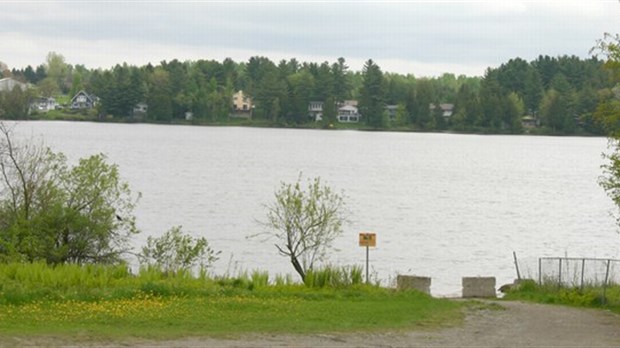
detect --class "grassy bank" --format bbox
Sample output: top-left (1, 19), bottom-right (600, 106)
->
top-left (0, 263), bottom-right (463, 339)
top-left (502, 280), bottom-right (620, 314)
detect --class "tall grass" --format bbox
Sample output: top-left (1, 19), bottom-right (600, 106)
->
top-left (0, 262), bottom-right (218, 304)
top-left (503, 279), bottom-right (620, 313)
top-left (304, 265), bottom-right (364, 288)
top-left (0, 263), bottom-right (365, 305)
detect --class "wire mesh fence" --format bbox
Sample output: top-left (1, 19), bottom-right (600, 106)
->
top-left (538, 257), bottom-right (620, 303)
top-left (538, 257), bottom-right (620, 288)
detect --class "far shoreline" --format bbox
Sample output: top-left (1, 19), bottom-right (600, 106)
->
top-left (10, 116), bottom-right (607, 139)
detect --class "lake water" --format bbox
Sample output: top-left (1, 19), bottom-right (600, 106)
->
top-left (10, 121), bottom-right (620, 296)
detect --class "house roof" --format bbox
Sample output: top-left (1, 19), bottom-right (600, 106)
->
top-left (71, 90), bottom-right (96, 103)
top-left (430, 103), bottom-right (454, 111)
top-left (339, 105), bottom-right (358, 111)
top-left (0, 77), bottom-right (28, 92)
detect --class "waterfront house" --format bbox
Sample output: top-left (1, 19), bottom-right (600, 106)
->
top-left (70, 90), bottom-right (97, 109)
top-left (308, 101), bottom-right (324, 121)
top-left (31, 97), bottom-right (58, 112)
top-left (230, 90), bottom-right (253, 119)
top-left (521, 115), bottom-right (538, 129)
top-left (430, 103), bottom-right (454, 121)
top-left (386, 105), bottom-right (398, 121)
top-left (337, 104), bottom-right (361, 123)
top-left (132, 102), bottom-right (148, 117)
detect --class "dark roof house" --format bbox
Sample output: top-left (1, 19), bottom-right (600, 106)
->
top-left (70, 90), bottom-right (97, 109)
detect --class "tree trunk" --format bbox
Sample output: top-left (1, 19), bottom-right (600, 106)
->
top-left (291, 255), bottom-right (305, 281)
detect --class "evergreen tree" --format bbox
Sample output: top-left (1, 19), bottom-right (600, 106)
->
top-left (359, 59), bottom-right (385, 128)
top-left (524, 67), bottom-right (544, 115)
top-left (540, 89), bottom-right (568, 132)
top-left (454, 83), bottom-right (481, 128)
top-left (288, 70), bottom-right (315, 124)
top-left (479, 70), bottom-right (504, 129)
top-left (323, 96), bottom-right (337, 126)
top-left (332, 57), bottom-right (350, 102)
top-left (414, 79), bottom-right (435, 129)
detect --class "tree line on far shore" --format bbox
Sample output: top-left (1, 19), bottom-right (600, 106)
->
top-left (0, 52), bottom-right (617, 134)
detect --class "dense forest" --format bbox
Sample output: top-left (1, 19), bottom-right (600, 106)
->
top-left (0, 52), bottom-right (616, 135)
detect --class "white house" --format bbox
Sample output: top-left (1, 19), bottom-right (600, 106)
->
top-left (430, 103), bottom-right (454, 121)
top-left (31, 97), bottom-right (58, 112)
top-left (337, 104), bottom-right (360, 123)
top-left (132, 102), bottom-right (148, 116)
top-left (308, 101), bottom-right (324, 121)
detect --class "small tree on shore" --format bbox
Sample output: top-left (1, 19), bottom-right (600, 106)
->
top-left (140, 226), bottom-right (220, 275)
top-left (261, 175), bottom-right (347, 281)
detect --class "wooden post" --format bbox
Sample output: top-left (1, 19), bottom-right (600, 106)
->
top-left (580, 258), bottom-right (585, 290)
top-left (365, 245), bottom-right (369, 284)
top-left (538, 258), bottom-right (542, 285)
top-left (603, 259), bottom-right (611, 305)
top-left (558, 258), bottom-right (563, 287)
top-left (513, 251), bottom-right (521, 280)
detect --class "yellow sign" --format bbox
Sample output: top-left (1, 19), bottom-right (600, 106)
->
top-left (359, 232), bottom-right (376, 247)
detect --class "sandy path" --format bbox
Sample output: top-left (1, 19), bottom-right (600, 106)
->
top-left (4, 301), bottom-right (620, 347)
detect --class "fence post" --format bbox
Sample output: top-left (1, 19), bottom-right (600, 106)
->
top-left (603, 259), bottom-right (611, 305)
top-left (513, 251), bottom-right (521, 280)
top-left (558, 258), bottom-right (563, 287)
top-left (580, 258), bottom-right (585, 290)
top-left (538, 258), bottom-right (542, 285)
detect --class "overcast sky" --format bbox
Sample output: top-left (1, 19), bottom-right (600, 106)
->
top-left (2, 1), bottom-right (620, 77)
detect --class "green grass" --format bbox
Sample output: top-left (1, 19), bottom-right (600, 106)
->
top-left (31, 109), bottom-right (97, 121)
top-left (502, 279), bottom-right (620, 313)
top-left (0, 263), bottom-right (464, 339)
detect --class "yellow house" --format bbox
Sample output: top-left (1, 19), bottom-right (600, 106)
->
top-left (231, 90), bottom-right (253, 119)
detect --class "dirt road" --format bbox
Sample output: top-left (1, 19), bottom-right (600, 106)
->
top-left (5, 300), bottom-right (620, 347)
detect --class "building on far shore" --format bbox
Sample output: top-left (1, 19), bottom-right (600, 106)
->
top-left (230, 90), bottom-right (253, 119)
top-left (31, 97), bottom-right (58, 112)
top-left (0, 77), bottom-right (28, 92)
top-left (70, 90), bottom-right (97, 109)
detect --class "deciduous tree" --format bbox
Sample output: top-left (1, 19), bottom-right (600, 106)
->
top-left (140, 226), bottom-right (220, 275)
top-left (595, 33), bottom-right (620, 231)
top-left (0, 123), bottom-right (139, 264)
top-left (260, 175), bottom-right (347, 281)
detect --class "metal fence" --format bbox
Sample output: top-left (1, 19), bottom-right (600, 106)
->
top-left (538, 257), bottom-right (620, 302)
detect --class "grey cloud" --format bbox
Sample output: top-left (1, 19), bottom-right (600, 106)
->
top-left (2, 1), bottom-right (620, 74)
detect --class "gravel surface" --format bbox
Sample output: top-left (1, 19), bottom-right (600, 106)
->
top-left (4, 300), bottom-right (620, 347)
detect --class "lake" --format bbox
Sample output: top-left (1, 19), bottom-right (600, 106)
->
top-left (10, 121), bottom-right (620, 296)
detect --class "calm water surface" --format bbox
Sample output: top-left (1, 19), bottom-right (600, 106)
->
top-left (11, 121), bottom-right (620, 296)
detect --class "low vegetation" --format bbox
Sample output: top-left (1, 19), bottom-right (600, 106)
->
top-left (502, 280), bottom-right (620, 314)
top-left (0, 262), bottom-right (463, 338)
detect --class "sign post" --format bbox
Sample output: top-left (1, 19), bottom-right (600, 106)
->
top-left (359, 232), bottom-right (376, 284)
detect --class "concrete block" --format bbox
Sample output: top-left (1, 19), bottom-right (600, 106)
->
top-left (396, 275), bottom-right (431, 295)
top-left (462, 277), bottom-right (496, 298)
